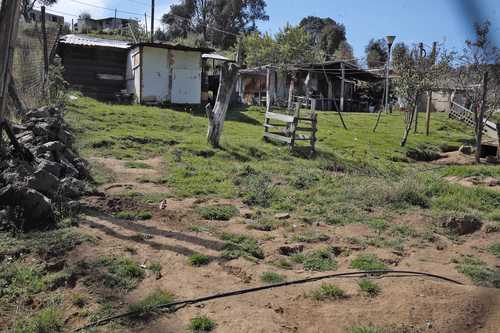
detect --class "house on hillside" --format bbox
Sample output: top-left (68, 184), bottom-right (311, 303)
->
top-left (74, 17), bottom-right (139, 33)
top-left (57, 34), bottom-right (215, 104)
top-left (28, 9), bottom-right (64, 25)
top-left (237, 61), bottom-right (382, 112)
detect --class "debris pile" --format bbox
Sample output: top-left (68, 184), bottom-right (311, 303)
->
top-left (0, 107), bottom-right (91, 231)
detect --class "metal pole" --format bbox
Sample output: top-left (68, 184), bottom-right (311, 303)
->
top-left (384, 42), bottom-right (393, 114)
top-left (150, 0), bottom-right (155, 43)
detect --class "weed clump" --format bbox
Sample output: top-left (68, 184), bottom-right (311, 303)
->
top-left (260, 272), bottom-right (285, 284)
top-left (347, 327), bottom-right (385, 333)
top-left (293, 249), bottom-right (337, 271)
top-left (197, 205), bottom-right (239, 221)
top-left (358, 279), bottom-right (381, 297)
top-left (188, 253), bottom-right (210, 266)
top-left (94, 256), bottom-right (145, 290)
top-left (242, 174), bottom-right (279, 207)
top-left (220, 233), bottom-right (264, 260)
top-left (14, 306), bottom-right (63, 333)
top-left (188, 315), bottom-right (216, 332)
top-left (350, 253), bottom-right (388, 271)
top-left (309, 284), bottom-right (347, 301)
top-left (488, 242), bottom-right (500, 258)
top-left (71, 293), bottom-right (88, 307)
top-left (114, 210), bottom-right (153, 221)
top-left (455, 255), bottom-right (500, 288)
top-left (128, 289), bottom-right (174, 319)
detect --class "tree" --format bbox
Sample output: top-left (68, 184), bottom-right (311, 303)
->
top-left (365, 38), bottom-right (388, 68)
top-left (334, 41), bottom-right (355, 62)
top-left (21, 0), bottom-right (57, 22)
top-left (452, 21), bottom-right (500, 162)
top-left (299, 16), bottom-right (346, 57)
top-left (78, 12), bottom-right (91, 20)
top-left (241, 31), bottom-right (278, 67)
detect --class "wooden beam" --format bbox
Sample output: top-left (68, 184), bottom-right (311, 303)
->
top-left (340, 62), bottom-right (345, 112)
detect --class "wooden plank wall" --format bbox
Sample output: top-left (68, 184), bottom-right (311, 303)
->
top-left (59, 45), bottom-right (128, 100)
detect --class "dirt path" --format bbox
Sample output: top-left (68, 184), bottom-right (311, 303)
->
top-left (69, 157), bottom-right (500, 333)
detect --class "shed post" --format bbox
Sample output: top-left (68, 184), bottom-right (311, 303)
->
top-left (266, 67), bottom-right (274, 113)
top-left (340, 62), bottom-right (345, 112)
top-left (287, 76), bottom-right (295, 110)
top-left (327, 79), bottom-right (333, 111)
top-left (150, 0), bottom-right (155, 43)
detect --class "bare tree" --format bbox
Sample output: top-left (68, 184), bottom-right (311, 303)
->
top-left (452, 21), bottom-right (500, 162)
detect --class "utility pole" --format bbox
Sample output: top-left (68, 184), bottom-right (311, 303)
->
top-left (41, 6), bottom-right (49, 97)
top-left (425, 42), bottom-right (437, 136)
top-left (144, 13), bottom-right (148, 35)
top-left (414, 42), bottom-right (425, 133)
top-left (150, 0), bottom-right (155, 43)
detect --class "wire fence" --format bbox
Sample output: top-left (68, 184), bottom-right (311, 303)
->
top-left (11, 18), bottom-right (61, 111)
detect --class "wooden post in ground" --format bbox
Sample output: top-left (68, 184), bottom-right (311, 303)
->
top-left (287, 76), bottom-right (295, 110)
top-left (266, 67), bottom-right (275, 113)
top-left (475, 71), bottom-right (489, 163)
top-left (496, 122), bottom-right (500, 161)
top-left (425, 90), bottom-right (432, 136)
top-left (41, 6), bottom-right (49, 87)
top-left (327, 80), bottom-right (333, 111)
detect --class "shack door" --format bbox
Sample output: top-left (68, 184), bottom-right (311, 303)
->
top-left (171, 69), bottom-right (201, 104)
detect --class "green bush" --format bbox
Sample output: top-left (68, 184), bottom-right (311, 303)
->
top-left (14, 306), bottom-right (63, 333)
top-left (188, 315), bottom-right (215, 332)
top-left (358, 279), bottom-right (381, 297)
top-left (309, 284), bottom-right (347, 301)
top-left (242, 174), bottom-right (279, 207)
top-left (198, 205), bottom-right (239, 220)
top-left (220, 233), bottom-right (264, 260)
top-left (347, 327), bottom-right (385, 333)
top-left (489, 242), bottom-right (500, 258)
top-left (114, 210), bottom-right (153, 220)
top-left (188, 253), bottom-right (210, 266)
top-left (260, 272), bottom-right (285, 284)
top-left (293, 249), bottom-right (337, 272)
top-left (128, 289), bottom-right (174, 319)
top-left (350, 253), bottom-right (388, 271)
top-left (455, 255), bottom-right (500, 288)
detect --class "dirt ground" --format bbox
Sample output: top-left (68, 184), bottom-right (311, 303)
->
top-left (62, 156), bottom-right (500, 333)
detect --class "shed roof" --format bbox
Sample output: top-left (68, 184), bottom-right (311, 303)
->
top-left (202, 53), bottom-right (234, 62)
top-left (132, 42), bottom-right (214, 53)
top-left (59, 34), bottom-right (130, 49)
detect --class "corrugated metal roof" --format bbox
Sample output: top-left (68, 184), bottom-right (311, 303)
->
top-left (132, 42), bottom-right (214, 53)
top-left (202, 53), bottom-right (234, 62)
top-left (59, 34), bottom-right (131, 49)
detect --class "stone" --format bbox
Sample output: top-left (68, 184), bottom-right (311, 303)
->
top-left (37, 159), bottom-right (62, 178)
top-left (458, 145), bottom-right (473, 155)
top-left (37, 141), bottom-right (65, 155)
top-left (278, 244), bottom-right (304, 256)
top-left (12, 124), bottom-right (28, 134)
top-left (0, 185), bottom-right (55, 230)
top-left (442, 215), bottom-right (483, 235)
top-left (60, 177), bottom-right (86, 199)
top-left (58, 129), bottom-right (74, 146)
top-left (27, 169), bottom-right (61, 196)
top-left (487, 179), bottom-right (499, 187)
top-left (60, 158), bottom-right (79, 178)
top-left (274, 213), bottom-right (290, 220)
top-left (26, 108), bottom-right (52, 119)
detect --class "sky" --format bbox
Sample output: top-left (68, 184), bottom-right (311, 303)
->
top-left (44, 0), bottom-right (499, 60)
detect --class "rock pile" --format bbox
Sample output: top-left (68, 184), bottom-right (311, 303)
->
top-left (0, 107), bottom-right (91, 231)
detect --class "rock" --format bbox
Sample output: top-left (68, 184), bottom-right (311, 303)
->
top-left (37, 159), bottom-right (62, 178)
top-left (278, 244), bottom-right (304, 256)
top-left (12, 124), bottom-right (28, 134)
top-left (26, 108), bottom-right (52, 119)
top-left (458, 145), bottom-right (473, 155)
top-left (0, 185), bottom-right (55, 230)
top-left (60, 158), bottom-right (80, 178)
top-left (60, 177), bottom-right (86, 199)
top-left (442, 215), bottom-right (482, 235)
top-left (487, 179), bottom-right (499, 187)
top-left (274, 213), bottom-right (290, 220)
top-left (483, 223), bottom-right (499, 233)
top-left (27, 169), bottom-right (61, 196)
top-left (58, 129), bottom-right (74, 146)
top-left (37, 141), bottom-right (65, 155)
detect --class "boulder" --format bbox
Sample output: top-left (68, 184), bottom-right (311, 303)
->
top-left (60, 177), bottom-right (86, 199)
top-left (458, 145), bottom-right (473, 155)
top-left (60, 158), bottom-right (80, 178)
top-left (37, 141), bottom-right (65, 155)
top-left (441, 215), bottom-right (482, 235)
top-left (278, 244), bottom-right (304, 256)
top-left (27, 169), bottom-right (61, 196)
top-left (0, 185), bottom-right (55, 230)
top-left (37, 159), bottom-right (62, 178)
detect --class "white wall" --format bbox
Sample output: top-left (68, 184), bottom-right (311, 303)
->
top-left (142, 47), bottom-right (169, 103)
top-left (170, 50), bottom-right (202, 104)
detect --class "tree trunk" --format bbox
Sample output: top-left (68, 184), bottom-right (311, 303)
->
top-left (287, 78), bottom-right (295, 110)
top-left (206, 62), bottom-right (239, 147)
top-left (401, 99), bottom-right (418, 147)
top-left (475, 72), bottom-right (489, 163)
top-left (496, 121), bottom-right (500, 162)
top-left (425, 91), bottom-right (432, 136)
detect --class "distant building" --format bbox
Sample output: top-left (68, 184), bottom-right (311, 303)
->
top-left (74, 17), bottom-right (139, 33)
top-left (28, 9), bottom-right (64, 25)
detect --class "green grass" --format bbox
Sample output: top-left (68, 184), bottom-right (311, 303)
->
top-left (147, 261), bottom-right (162, 273)
top-left (220, 233), bottom-right (264, 260)
top-left (260, 272), bottom-right (286, 284)
top-left (358, 279), bottom-right (381, 297)
top-left (128, 289), bottom-right (174, 319)
top-left (14, 306), bottom-right (63, 333)
top-left (309, 284), bottom-right (347, 301)
top-left (188, 253), bottom-right (211, 266)
top-left (488, 242), bottom-right (500, 258)
top-left (114, 210), bottom-right (153, 220)
top-left (124, 161), bottom-right (154, 169)
top-left (71, 293), bottom-right (88, 307)
top-left (292, 249), bottom-right (337, 271)
top-left (197, 204), bottom-right (239, 220)
top-left (93, 256), bottom-right (145, 290)
top-left (347, 327), bottom-right (385, 333)
top-left (188, 315), bottom-right (216, 332)
top-left (350, 253), bottom-right (388, 271)
top-left (454, 255), bottom-right (500, 288)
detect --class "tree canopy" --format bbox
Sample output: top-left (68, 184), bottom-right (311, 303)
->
top-left (161, 0), bottom-right (269, 49)
top-left (365, 38), bottom-right (388, 68)
top-left (299, 16), bottom-right (347, 57)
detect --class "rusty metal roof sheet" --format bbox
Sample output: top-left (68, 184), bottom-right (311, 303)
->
top-left (59, 34), bottom-right (131, 49)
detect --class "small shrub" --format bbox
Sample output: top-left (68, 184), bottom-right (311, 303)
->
top-left (220, 233), bottom-right (264, 260)
top-left (405, 146), bottom-right (441, 161)
top-left (188, 315), bottom-right (215, 332)
top-left (15, 306), bottom-right (63, 333)
top-left (309, 284), bottom-right (347, 301)
top-left (198, 205), bottom-right (239, 221)
top-left (247, 218), bottom-right (282, 231)
top-left (391, 225), bottom-right (418, 238)
top-left (455, 255), bottom-right (500, 288)
top-left (114, 210), bottom-right (153, 221)
top-left (366, 219), bottom-right (389, 233)
top-left (242, 174), bottom-right (279, 207)
top-left (488, 242), bottom-right (500, 258)
top-left (389, 177), bottom-right (429, 209)
top-left (291, 169), bottom-right (320, 189)
top-left (128, 289), bottom-right (174, 319)
top-left (292, 231), bottom-right (330, 243)
top-left (260, 272), bottom-right (285, 284)
top-left (71, 293), bottom-right (88, 307)
top-left (293, 249), bottom-right (337, 272)
top-left (188, 253), bottom-right (210, 266)
top-left (147, 261), bottom-right (162, 273)
top-left (273, 258), bottom-right (293, 270)
top-left (350, 253), bottom-right (388, 271)
top-left (97, 256), bottom-right (145, 290)
top-left (347, 327), bottom-right (385, 333)
top-left (358, 279), bottom-right (381, 297)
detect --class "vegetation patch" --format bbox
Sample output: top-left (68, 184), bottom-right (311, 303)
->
top-left (350, 253), bottom-right (388, 271)
top-left (454, 255), bottom-right (500, 288)
top-left (188, 315), bottom-right (216, 332)
top-left (241, 174), bottom-right (280, 208)
top-left (124, 161), bottom-right (154, 169)
top-left (260, 272), bottom-right (285, 284)
top-left (358, 279), bottom-right (381, 297)
top-left (13, 306), bottom-right (63, 333)
top-left (84, 256), bottom-right (145, 290)
top-left (71, 293), bottom-right (88, 307)
top-left (220, 233), bottom-right (264, 260)
top-left (188, 253), bottom-right (211, 266)
top-left (347, 327), bottom-right (385, 333)
top-left (309, 284), bottom-right (347, 301)
top-left (293, 249), bottom-right (337, 271)
top-left (292, 230), bottom-right (330, 243)
top-left (128, 289), bottom-right (174, 319)
top-left (197, 204), bottom-right (239, 221)
top-left (114, 210), bottom-right (153, 221)
top-left (488, 242), bottom-right (500, 258)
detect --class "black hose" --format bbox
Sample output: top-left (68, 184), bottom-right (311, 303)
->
top-left (74, 269), bottom-right (463, 332)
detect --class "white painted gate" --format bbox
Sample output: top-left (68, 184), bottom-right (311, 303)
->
top-left (171, 69), bottom-right (201, 104)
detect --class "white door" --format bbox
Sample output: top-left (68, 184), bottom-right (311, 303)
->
top-left (171, 69), bottom-right (201, 104)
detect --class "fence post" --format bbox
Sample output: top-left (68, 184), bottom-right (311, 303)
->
top-left (425, 90), bottom-right (432, 136)
top-left (41, 6), bottom-right (49, 98)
